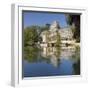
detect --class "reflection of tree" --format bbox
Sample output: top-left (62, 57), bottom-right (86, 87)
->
top-left (55, 46), bottom-right (61, 60)
top-left (24, 46), bottom-right (52, 64)
top-left (73, 60), bottom-right (80, 75)
top-left (41, 56), bottom-right (51, 64)
top-left (71, 46), bottom-right (80, 61)
top-left (24, 46), bottom-right (40, 63)
top-left (71, 46), bottom-right (80, 75)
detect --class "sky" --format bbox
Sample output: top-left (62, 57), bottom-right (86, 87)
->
top-left (23, 11), bottom-right (68, 29)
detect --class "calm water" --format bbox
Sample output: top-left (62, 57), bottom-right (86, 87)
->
top-left (23, 46), bottom-right (80, 77)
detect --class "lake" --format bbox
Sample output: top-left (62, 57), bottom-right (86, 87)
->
top-left (23, 46), bottom-right (80, 77)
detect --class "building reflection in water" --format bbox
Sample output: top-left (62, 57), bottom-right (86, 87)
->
top-left (41, 46), bottom-right (80, 70)
top-left (41, 47), bottom-right (60, 67)
top-left (24, 45), bottom-right (80, 75)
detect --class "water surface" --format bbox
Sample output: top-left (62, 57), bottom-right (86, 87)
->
top-left (23, 46), bottom-right (80, 77)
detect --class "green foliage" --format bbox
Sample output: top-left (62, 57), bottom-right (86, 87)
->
top-left (40, 26), bottom-right (48, 32)
top-left (66, 15), bottom-right (80, 42)
top-left (73, 60), bottom-right (80, 75)
top-left (24, 46), bottom-right (40, 62)
top-left (55, 31), bottom-right (61, 47)
top-left (66, 15), bottom-right (73, 25)
top-left (24, 24), bottom-right (50, 46)
top-left (72, 46), bottom-right (80, 75)
top-left (24, 26), bottom-right (39, 46)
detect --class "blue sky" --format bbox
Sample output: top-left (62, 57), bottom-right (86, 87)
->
top-left (23, 11), bottom-right (68, 28)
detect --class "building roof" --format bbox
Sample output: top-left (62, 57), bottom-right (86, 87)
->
top-left (49, 21), bottom-right (60, 31)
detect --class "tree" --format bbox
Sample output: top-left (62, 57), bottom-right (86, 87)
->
top-left (40, 24), bottom-right (50, 32)
top-left (66, 14), bottom-right (80, 42)
top-left (24, 26), bottom-right (39, 46)
top-left (55, 31), bottom-right (61, 47)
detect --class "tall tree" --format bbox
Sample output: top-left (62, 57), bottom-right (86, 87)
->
top-left (66, 14), bottom-right (80, 42)
top-left (24, 26), bottom-right (39, 46)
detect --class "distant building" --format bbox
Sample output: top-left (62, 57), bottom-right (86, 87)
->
top-left (40, 21), bottom-right (75, 47)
